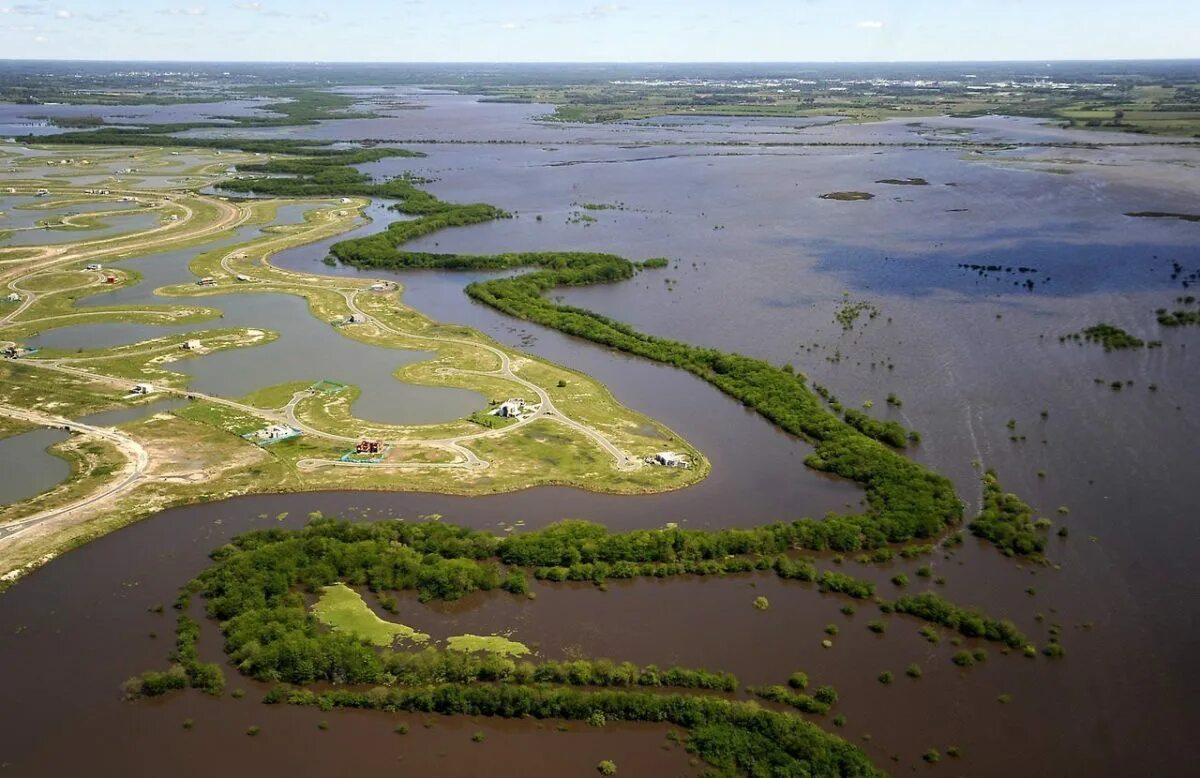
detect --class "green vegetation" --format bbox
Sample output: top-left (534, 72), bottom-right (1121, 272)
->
top-left (446, 634), bottom-right (530, 658)
top-left (135, 518), bottom-right (879, 775)
top-left (597, 760), bottom-right (618, 775)
top-left (753, 595), bottom-right (770, 611)
top-left (969, 470), bottom-right (1048, 558)
top-left (1126, 211), bottom-right (1200, 222)
top-left (312, 583), bottom-right (430, 647)
top-left (750, 684), bottom-right (835, 715)
top-left (1156, 306), bottom-right (1200, 327)
top-left (267, 682), bottom-right (880, 776)
top-left (1060, 323), bottom-right (1157, 351)
top-left (891, 592), bottom-right (1029, 649)
top-left (819, 192), bottom-right (875, 201)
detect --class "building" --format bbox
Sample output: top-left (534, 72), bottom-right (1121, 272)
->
top-left (236, 274), bottom-right (251, 282)
top-left (651, 451), bottom-right (690, 469)
top-left (3, 293), bottom-right (20, 303)
top-left (131, 383), bottom-right (154, 395)
top-left (369, 282), bottom-right (390, 291)
top-left (249, 424), bottom-right (300, 443)
top-left (356, 439), bottom-right (382, 454)
top-left (490, 399), bottom-right (526, 418)
top-left (347, 313), bottom-right (368, 324)
top-left (197, 276), bottom-right (216, 286)
top-left (182, 340), bottom-right (201, 351)
top-left (105, 275), bottom-right (118, 284)
top-left (35, 189), bottom-right (49, 197)
top-left (86, 263), bottom-right (102, 271)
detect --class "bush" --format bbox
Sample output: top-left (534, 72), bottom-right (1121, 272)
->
top-left (906, 663), bottom-right (922, 678)
top-left (951, 651), bottom-right (974, 667)
top-left (814, 686), bottom-right (839, 706)
top-left (597, 760), bottom-right (618, 775)
top-left (787, 672), bottom-right (809, 690)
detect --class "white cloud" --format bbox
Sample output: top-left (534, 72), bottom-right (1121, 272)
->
top-left (856, 20), bottom-right (884, 29)
top-left (499, 21), bottom-right (521, 30)
top-left (54, 9), bottom-right (71, 19)
top-left (236, 1), bottom-right (263, 10)
top-left (33, 33), bottom-right (46, 42)
top-left (166, 6), bottom-right (207, 15)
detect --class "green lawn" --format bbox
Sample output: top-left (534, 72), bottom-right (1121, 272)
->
top-left (312, 583), bottom-right (430, 647)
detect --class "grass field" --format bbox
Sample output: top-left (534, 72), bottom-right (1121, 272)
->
top-left (312, 583), bottom-right (431, 647)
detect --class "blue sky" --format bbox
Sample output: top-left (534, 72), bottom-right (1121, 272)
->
top-left (0, 0), bottom-right (1196, 62)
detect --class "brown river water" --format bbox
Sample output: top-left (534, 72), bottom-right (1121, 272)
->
top-left (0, 91), bottom-right (1198, 776)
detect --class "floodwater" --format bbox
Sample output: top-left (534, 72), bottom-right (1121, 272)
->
top-left (1, 91), bottom-right (1199, 777)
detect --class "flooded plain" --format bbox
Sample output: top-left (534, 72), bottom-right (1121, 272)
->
top-left (0, 90), bottom-right (1198, 776)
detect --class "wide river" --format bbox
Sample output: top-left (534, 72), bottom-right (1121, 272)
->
top-left (0, 89), bottom-right (1197, 776)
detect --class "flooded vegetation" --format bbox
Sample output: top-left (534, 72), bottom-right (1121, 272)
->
top-left (0, 61), bottom-right (1198, 777)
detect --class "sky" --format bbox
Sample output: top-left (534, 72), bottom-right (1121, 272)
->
top-left (0, 0), bottom-right (1197, 63)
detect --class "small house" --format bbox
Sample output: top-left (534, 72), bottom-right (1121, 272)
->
top-left (182, 340), bottom-right (201, 351)
top-left (197, 276), bottom-right (216, 286)
top-left (236, 274), bottom-right (251, 282)
top-left (369, 282), bottom-right (390, 291)
top-left (86, 263), bottom-right (102, 271)
top-left (35, 189), bottom-right (49, 197)
top-left (105, 275), bottom-right (118, 284)
top-left (356, 439), bottom-right (382, 454)
top-left (4, 292), bottom-right (20, 303)
top-left (651, 451), bottom-right (690, 469)
top-left (131, 383), bottom-right (154, 395)
top-left (347, 313), bottom-right (368, 324)
top-left (491, 399), bottom-right (526, 418)
top-left (340, 197), bottom-right (352, 204)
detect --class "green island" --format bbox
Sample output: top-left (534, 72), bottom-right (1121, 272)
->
top-left (127, 516), bottom-right (1043, 776)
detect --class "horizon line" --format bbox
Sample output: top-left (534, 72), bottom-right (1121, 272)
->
top-left (1, 57), bottom-right (1198, 66)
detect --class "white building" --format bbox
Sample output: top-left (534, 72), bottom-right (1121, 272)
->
top-left (347, 313), bottom-right (368, 324)
top-left (651, 451), bottom-right (690, 469)
top-left (490, 399), bottom-right (526, 418)
top-left (4, 293), bottom-right (20, 303)
top-left (369, 282), bottom-right (390, 291)
top-left (86, 263), bottom-right (102, 271)
top-left (131, 383), bottom-right (154, 395)
top-left (182, 340), bottom-right (201, 351)
top-left (253, 424), bottom-right (298, 441)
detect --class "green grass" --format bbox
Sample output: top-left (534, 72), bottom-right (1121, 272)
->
top-left (312, 583), bottom-right (430, 647)
top-left (445, 633), bottom-right (531, 658)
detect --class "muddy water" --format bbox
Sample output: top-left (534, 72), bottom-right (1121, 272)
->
top-left (1, 97), bottom-right (1199, 777)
